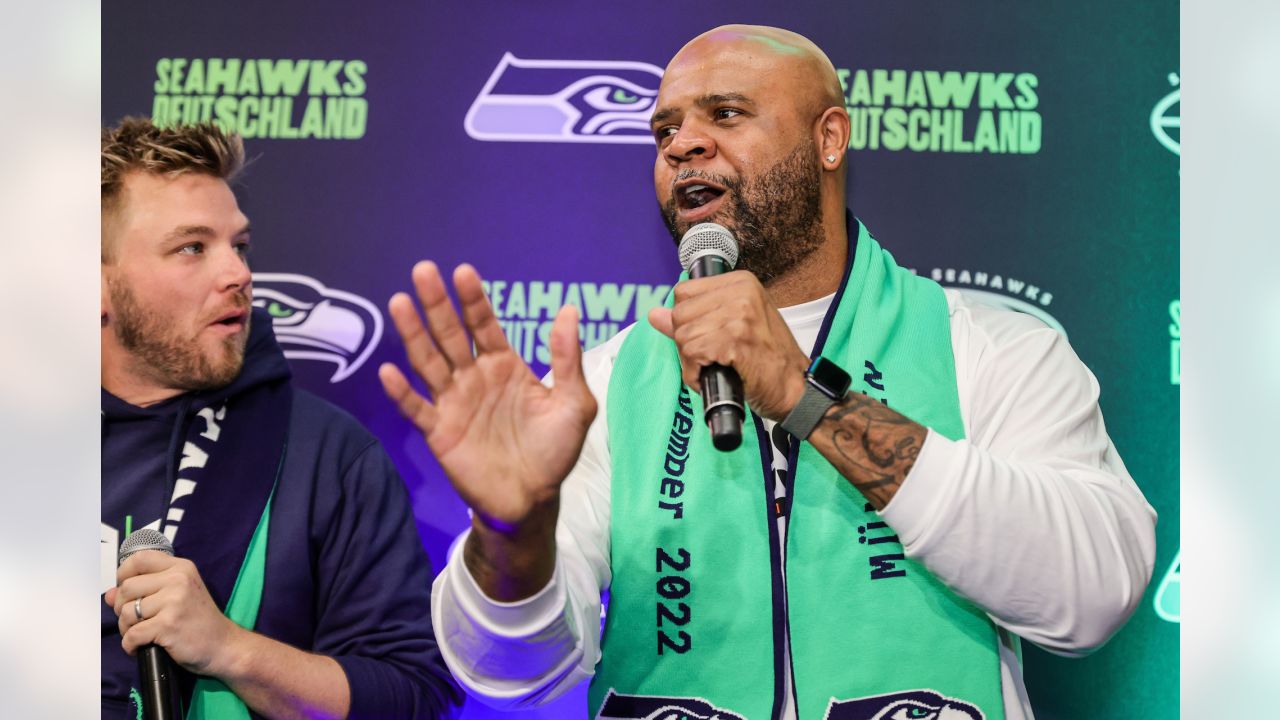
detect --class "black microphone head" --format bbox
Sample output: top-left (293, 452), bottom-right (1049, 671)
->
top-left (118, 528), bottom-right (174, 566)
top-left (678, 223), bottom-right (739, 273)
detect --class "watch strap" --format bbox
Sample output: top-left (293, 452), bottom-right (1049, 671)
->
top-left (780, 381), bottom-right (837, 440)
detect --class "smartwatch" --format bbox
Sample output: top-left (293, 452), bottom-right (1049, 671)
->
top-left (780, 356), bottom-right (852, 440)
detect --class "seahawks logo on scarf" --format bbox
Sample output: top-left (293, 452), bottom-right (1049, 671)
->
top-left (823, 689), bottom-right (985, 720)
top-left (596, 689), bottom-right (745, 720)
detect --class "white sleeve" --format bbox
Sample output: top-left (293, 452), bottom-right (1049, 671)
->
top-left (429, 329), bottom-right (627, 708)
top-left (878, 291), bottom-right (1158, 656)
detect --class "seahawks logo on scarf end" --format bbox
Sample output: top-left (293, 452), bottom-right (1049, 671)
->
top-left (596, 689), bottom-right (745, 720)
top-left (823, 689), bottom-right (985, 719)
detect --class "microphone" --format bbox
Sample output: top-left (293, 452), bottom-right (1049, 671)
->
top-left (678, 222), bottom-right (744, 451)
top-left (118, 529), bottom-right (181, 720)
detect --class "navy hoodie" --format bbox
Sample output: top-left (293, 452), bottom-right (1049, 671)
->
top-left (102, 308), bottom-right (461, 718)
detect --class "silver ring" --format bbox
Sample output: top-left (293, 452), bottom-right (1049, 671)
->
top-left (134, 597), bottom-right (144, 621)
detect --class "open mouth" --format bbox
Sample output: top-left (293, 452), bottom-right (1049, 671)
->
top-left (675, 181), bottom-right (726, 211)
top-left (211, 309), bottom-right (248, 329)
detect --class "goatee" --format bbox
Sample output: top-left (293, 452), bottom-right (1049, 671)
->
top-left (661, 140), bottom-right (825, 284)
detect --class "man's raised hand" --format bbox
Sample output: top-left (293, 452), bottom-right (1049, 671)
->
top-left (379, 262), bottom-right (596, 598)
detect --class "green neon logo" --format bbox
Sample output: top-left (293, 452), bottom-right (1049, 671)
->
top-left (1151, 73), bottom-right (1180, 157)
top-left (1153, 549), bottom-right (1180, 622)
top-left (267, 301), bottom-right (295, 318)
top-left (130, 687), bottom-right (144, 720)
top-left (611, 88), bottom-right (639, 104)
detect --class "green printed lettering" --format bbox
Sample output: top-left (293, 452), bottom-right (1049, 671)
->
top-left (279, 97), bottom-right (300, 139)
top-left (154, 58), bottom-right (172, 93)
top-left (206, 58), bottom-right (241, 95)
top-left (865, 107), bottom-right (884, 150)
top-left (1168, 299), bottom-right (1180, 338)
top-left (237, 97), bottom-right (259, 138)
top-left (214, 96), bottom-right (238, 132)
top-left (506, 281), bottom-right (527, 317)
top-left (1018, 111), bottom-right (1042, 153)
top-left (529, 281), bottom-right (563, 319)
top-left (1014, 73), bottom-right (1038, 110)
top-left (584, 321), bottom-right (620, 350)
top-left (952, 112), bottom-right (972, 152)
top-left (998, 110), bottom-right (1019, 152)
top-left (343, 98), bottom-right (368, 139)
top-left (300, 96), bottom-right (325, 138)
top-left (168, 58), bottom-right (188, 96)
top-left (848, 69), bottom-right (872, 106)
top-left (978, 72), bottom-right (1016, 109)
top-left (484, 280), bottom-right (505, 316)
top-left (583, 283), bottom-right (636, 322)
top-left (257, 59), bottom-right (309, 96)
top-left (183, 58), bottom-right (205, 94)
top-left (923, 71), bottom-right (977, 109)
top-left (973, 111), bottom-right (998, 153)
top-left (236, 59), bottom-right (260, 94)
top-left (343, 60), bottom-right (368, 96)
top-left (872, 69), bottom-right (906, 106)
top-left (881, 108), bottom-right (908, 151)
top-left (563, 283), bottom-right (584, 313)
top-left (151, 96), bottom-right (171, 127)
top-left (536, 320), bottom-right (554, 365)
top-left (308, 59), bottom-right (345, 96)
top-left (836, 68), bottom-right (850, 97)
top-left (904, 71), bottom-right (928, 107)
top-left (927, 109), bottom-right (952, 152)
top-left (634, 284), bottom-right (672, 317)
top-left (907, 109), bottom-right (930, 151)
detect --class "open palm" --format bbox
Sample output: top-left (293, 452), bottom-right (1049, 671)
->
top-left (379, 262), bottom-right (597, 530)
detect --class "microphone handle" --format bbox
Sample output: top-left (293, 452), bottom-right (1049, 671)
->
top-left (689, 254), bottom-right (744, 451)
top-left (700, 365), bottom-right (744, 451)
top-left (139, 644), bottom-right (180, 720)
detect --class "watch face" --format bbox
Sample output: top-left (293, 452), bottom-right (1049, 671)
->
top-left (808, 356), bottom-right (852, 399)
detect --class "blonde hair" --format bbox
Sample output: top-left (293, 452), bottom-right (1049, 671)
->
top-left (101, 117), bottom-right (245, 262)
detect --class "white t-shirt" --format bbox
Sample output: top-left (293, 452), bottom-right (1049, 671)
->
top-left (430, 288), bottom-right (1158, 719)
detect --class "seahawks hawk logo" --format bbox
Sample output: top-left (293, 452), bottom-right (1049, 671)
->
top-left (596, 690), bottom-right (745, 720)
top-left (951, 288), bottom-right (1066, 337)
top-left (465, 53), bottom-right (663, 144)
top-left (251, 273), bottom-right (383, 383)
top-left (823, 689), bottom-right (985, 720)
top-left (1153, 548), bottom-right (1180, 623)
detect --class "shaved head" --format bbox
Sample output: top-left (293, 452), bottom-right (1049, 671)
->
top-left (668, 25), bottom-right (845, 120)
top-left (652, 25), bottom-right (852, 298)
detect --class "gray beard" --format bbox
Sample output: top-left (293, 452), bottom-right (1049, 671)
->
top-left (662, 141), bottom-right (825, 284)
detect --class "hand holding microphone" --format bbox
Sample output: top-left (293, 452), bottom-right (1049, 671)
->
top-left (107, 529), bottom-right (247, 719)
top-left (649, 223), bottom-right (811, 451)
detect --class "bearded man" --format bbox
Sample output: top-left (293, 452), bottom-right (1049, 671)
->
top-left (100, 117), bottom-right (460, 719)
top-left (382, 25), bottom-right (1156, 720)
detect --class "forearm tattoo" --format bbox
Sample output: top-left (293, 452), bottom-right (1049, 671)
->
top-left (814, 393), bottom-right (927, 509)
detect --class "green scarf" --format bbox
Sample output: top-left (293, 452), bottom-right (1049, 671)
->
top-left (593, 220), bottom-right (1004, 720)
top-left (185, 492), bottom-right (273, 720)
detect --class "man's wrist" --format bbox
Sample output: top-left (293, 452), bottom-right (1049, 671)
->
top-left (206, 621), bottom-right (256, 683)
top-left (465, 500), bottom-right (560, 602)
top-left (781, 357), bottom-right (852, 439)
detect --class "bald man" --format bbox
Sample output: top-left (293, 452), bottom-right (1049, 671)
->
top-left (384, 25), bottom-right (1156, 720)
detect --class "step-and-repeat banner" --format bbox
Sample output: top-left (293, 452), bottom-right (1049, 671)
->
top-left (104, 2), bottom-right (1178, 717)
